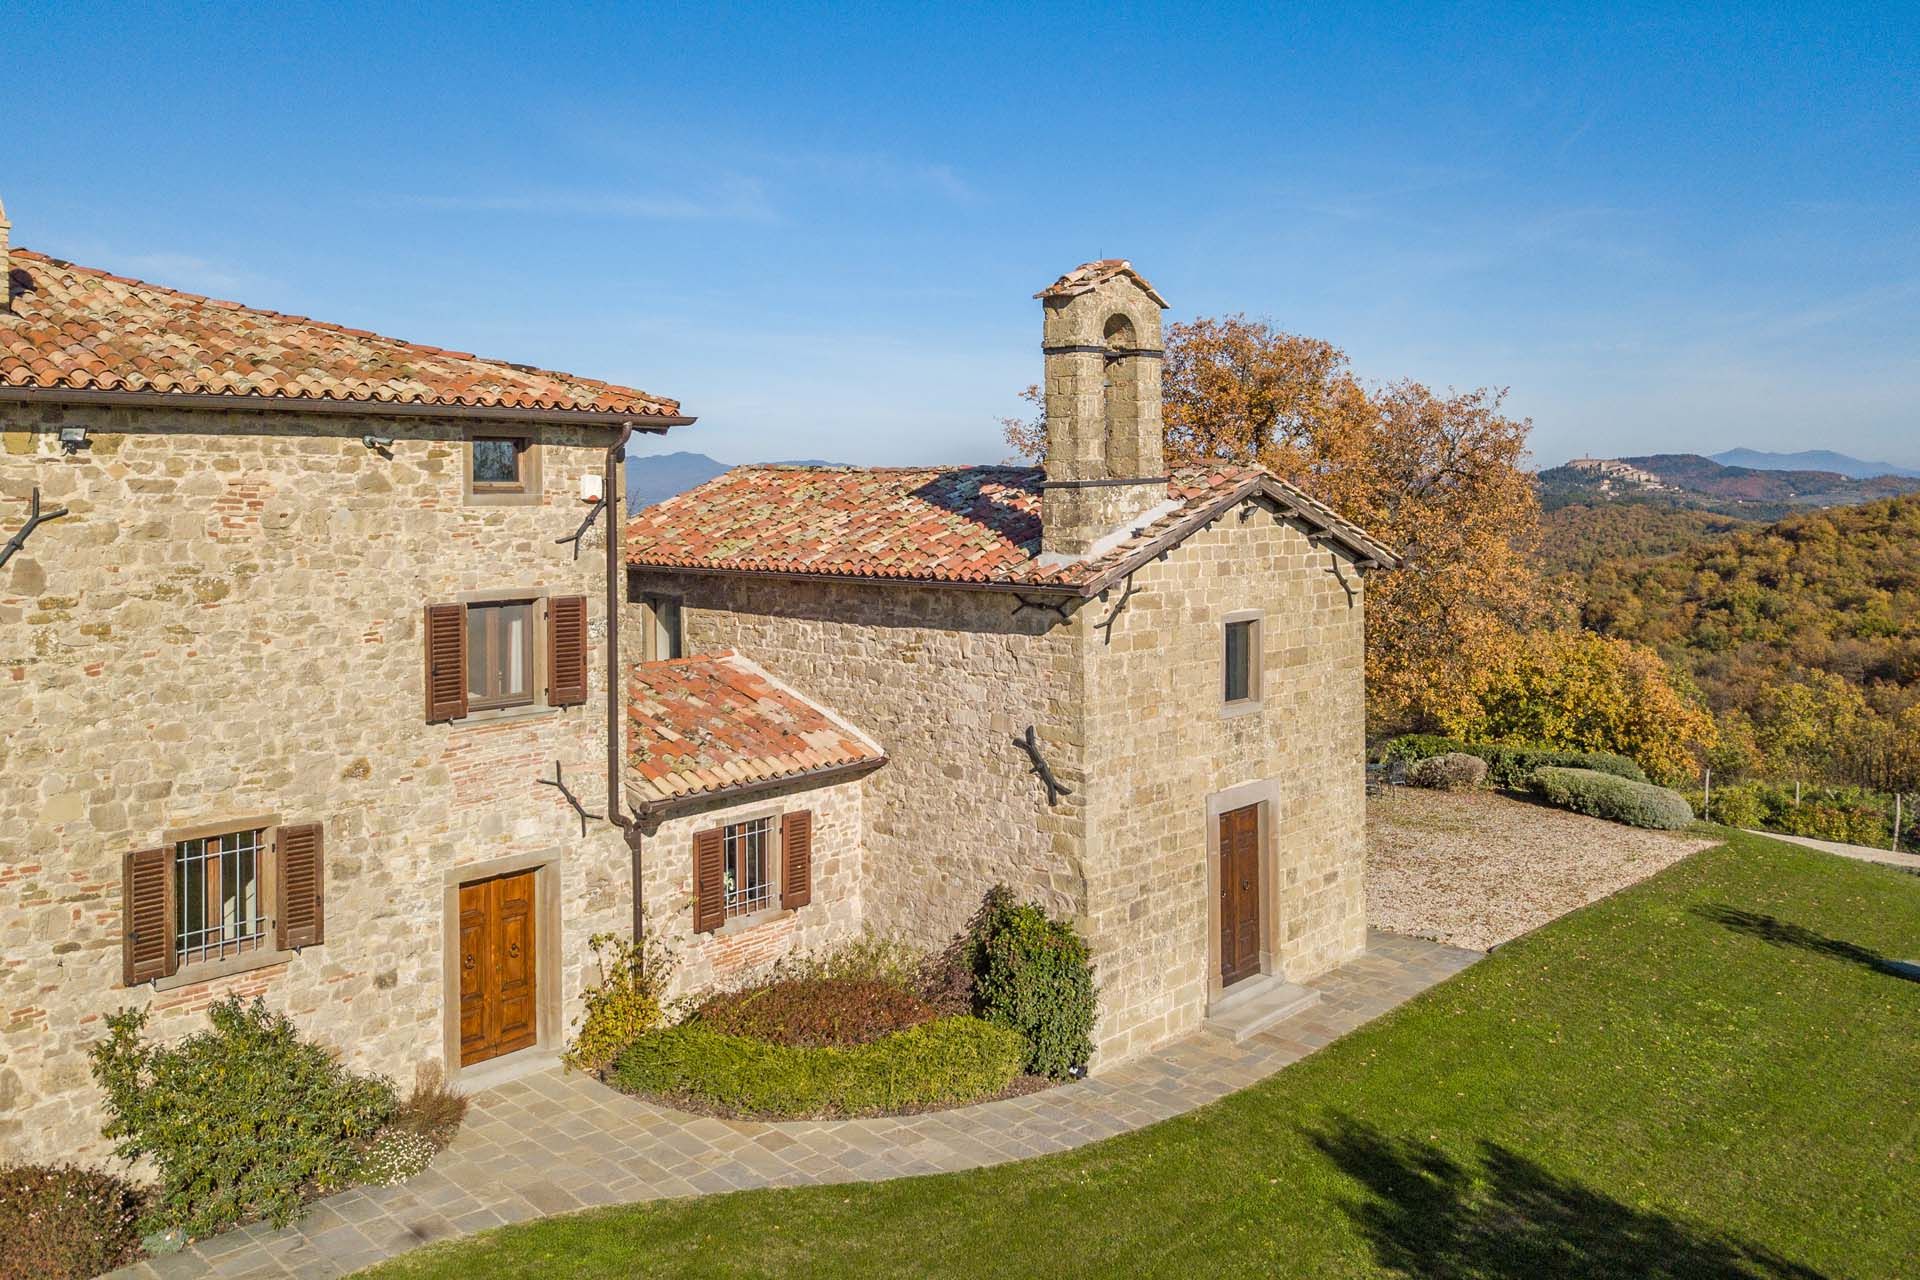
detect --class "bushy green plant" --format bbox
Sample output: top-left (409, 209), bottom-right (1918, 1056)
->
top-left (565, 927), bottom-right (675, 1073)
top-left (974, 895), bottom-right (1096, 1078)
top-left (695, 978), bottom-right (936, 1048)
top-left (1530, 767), bottom-right (1695, 831)
top-left (773, 932), bottom-right (926, 991)
top-left (389, 1063), bottom-right (468, 1149)
top-left (1381, 736), bottom-right (1648, 789)
top-left (88, 997), bottom-right (395, 1236)
top-left (0, 1162), bottom-right (145, 1280)
top-left (610, 1017), bottom-right (1027, 1119)
top-left (1692, 781), bottom-right (1899, 846)
top-left (1407, 752), bottom-right (1489, 791)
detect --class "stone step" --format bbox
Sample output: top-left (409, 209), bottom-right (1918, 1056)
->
top-left (1202, 977), bottom-right (1323, 1043)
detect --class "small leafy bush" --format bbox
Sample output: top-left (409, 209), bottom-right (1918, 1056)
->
top-left (694, 978), bottom-right (937, 1048)
top-left (1690, 781), bottom-right (1900, 846)
top-left (565, 928), bottom-right (675, 1073)
top-left (1530, 767), bottom-right (1695, 831)
top-left (611, 1016), bottom-right (1027, 1119)
top-left (772, 933), bottom-right (926, 991)
top-left (390, 1063), bottom-right (469, 1149)
top-left (974, 894), bottom-right (1096, 1079)
top-left (1382, 736), bottom-right (1648, 789)
top-left (1407, 752), bottom-right (1489, 791)
top-left (0, 1162), bottom-right (145, 1280)
top-left (88, 996), bottom-right (395, 1236)
top-left (355, 1130), bottom-right (437, 1187)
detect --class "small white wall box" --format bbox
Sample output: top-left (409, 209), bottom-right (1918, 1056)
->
top-left (581, 473), bottom-right (605, 503)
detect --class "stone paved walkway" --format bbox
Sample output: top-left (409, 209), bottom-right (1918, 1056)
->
top-left (1746, 829), bottom-right (1920, 873)
top-left (119, 931), bottom-right (1479, 1279)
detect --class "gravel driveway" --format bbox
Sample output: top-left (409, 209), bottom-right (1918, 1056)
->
top-left (1367, 788), bottom-right (1717, 951)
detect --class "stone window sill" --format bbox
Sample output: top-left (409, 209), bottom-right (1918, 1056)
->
top-left (1221, 698), bottom-right (1265, 721)
top-left (715, 908), bottom-right (793, 938)
top-left (456, 703), bottom-right (562, 729)
top-left (153, 945), bottom-right (300, 991)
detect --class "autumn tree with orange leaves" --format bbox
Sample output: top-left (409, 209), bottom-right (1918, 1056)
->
top-left (1005, 315), bottom-right (1552, 732)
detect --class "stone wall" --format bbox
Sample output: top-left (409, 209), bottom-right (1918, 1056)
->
top-left (1, 401), bottom-right (635, 1165)
top-left (1079, 497), bottom-right (1370, 1061)
top-left (624, 572), bottom-right (1090, 947)
top-left (634, 776), bottom-right (863, 996)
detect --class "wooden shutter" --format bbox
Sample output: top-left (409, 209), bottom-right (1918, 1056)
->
top-left (781, 810), bottom-right (813, 910)
top-left (122, 846), bottom-right (176, 985)
top-left (276, 822), bottom-right (325, 949)
top-left (547, 595), bottom-right (589, 707)
top-left (424, 603), bottom-right (468, 722)
top-left (692, 827), bottom-right (726, 934)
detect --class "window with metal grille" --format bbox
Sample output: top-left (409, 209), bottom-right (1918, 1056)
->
top-left (722, 817), bottom-right (774, 918)
top-left (175, 828), bottom-right (271, 966)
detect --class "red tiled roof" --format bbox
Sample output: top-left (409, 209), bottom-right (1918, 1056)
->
top-left (625, 463), bottom-right (1396, 594)
top-left (1035, 259), bottom-right (1168, 308)
top-left (627, 651), bottom-right (885, 807)
top-left (0, 248), bottom-right (680, 421)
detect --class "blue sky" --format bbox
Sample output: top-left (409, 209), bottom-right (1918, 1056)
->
top-left (7, 2), bottom-right (1917, 470)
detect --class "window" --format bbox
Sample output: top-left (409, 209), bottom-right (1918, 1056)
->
top-left (463, 435), bottom-right (541, 505)
top-left (175, 827), bottom-right (270, 966)
top-left (640, 593), bottom-right (683, 662)
top-left (723, 817), bottom-right (774, 918)
top-left (466, 600), bottom-right (535, 711)
top-left (1224, 616), bottom-right (1260, 705)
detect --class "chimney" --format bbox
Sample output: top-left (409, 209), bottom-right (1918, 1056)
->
top-left (0, 195), bottom-right (10, 314)
top-left (1034, 259), bottom-right (1170, 560)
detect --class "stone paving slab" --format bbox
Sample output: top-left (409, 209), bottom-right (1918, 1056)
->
top-left (111, 931), bottom-right (1479, 1279)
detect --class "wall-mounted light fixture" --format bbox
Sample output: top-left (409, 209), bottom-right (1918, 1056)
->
top-left (362, 434), bottom-right (396, 451)
top-left (58, 425), bottom-right (88, 454)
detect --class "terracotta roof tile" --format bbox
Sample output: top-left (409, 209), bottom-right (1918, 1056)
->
top-left (1034, 259), bottom-right (1168, 308)
top-left (0, 248), bottom-right (679, 420)
top-left (627, 651), bottom-right (885, 806)
top-left (626, 463), bottom-right (1396, 594)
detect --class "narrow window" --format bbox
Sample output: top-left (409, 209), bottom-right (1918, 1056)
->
top-left (642, 594), bottom-right (683, 662)
top-left (175, 828), bottom-right (270, 967)
top-left (722, 817), bottom-right (774, 918)
top-left (1224, 618), bottom-right (1258, 705)
top-left (467, 600), bottom-right (536, 710)
top-left (471, 437), bottom-right (527, 491)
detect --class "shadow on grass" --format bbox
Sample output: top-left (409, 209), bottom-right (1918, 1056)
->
top-left (1311, 1116), bottom-right (1827, 1279)
top-left (1693, 905), bottom-right (1920, 981)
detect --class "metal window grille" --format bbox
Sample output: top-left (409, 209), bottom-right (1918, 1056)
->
top-left (175, 828), bottom-right (269, 965)
top-left (722, 818), bottom-right (773, 918)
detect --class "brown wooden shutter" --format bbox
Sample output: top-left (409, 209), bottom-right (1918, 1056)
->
top-left (781, 809), bottom-right (813, 911)
top-left (122, 846), bottom-right (176, 985)
top-left (692, 827), bottom-right (726, 934)
top-left (424, 603), bottom-right (468, 722)
top-left (276, 822), bottom-right (325, 950)
top-left (547, 595), bottom-right (589, 707)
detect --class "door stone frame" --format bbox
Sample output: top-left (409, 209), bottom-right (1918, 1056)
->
top-left (1203, 778), bottom-right (1281, 1009)
top-left (441, 850), bottom-right (565, 1084)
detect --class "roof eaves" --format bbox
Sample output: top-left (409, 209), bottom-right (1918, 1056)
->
top-left (626, 754), bottom-right (889, 818)
top-left (0, 384), bottom-right (696, 429)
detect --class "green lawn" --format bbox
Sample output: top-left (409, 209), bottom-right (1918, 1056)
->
top-left (365, 833), bottom-right (1920, 1279)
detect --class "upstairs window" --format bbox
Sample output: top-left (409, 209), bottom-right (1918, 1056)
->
top-left (1224, 616), bottom-right (1261, 706)
top-left (464, 435), bottom-right (541, 504)
top-left (640, 593), bottom-right (683, 662)
top-left (466, 600), bottom-right (535, 711)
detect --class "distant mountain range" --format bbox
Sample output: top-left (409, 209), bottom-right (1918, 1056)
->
top-left (624, 451), bottom-right (839, 512)
top-left (1538, 452), bottom-right (1920, 519)
top-left (1708, 448), bottom-right (1920, 480)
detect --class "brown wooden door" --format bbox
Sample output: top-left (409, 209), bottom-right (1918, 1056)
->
top-left (458, 870), bottom-right (538, 1067)
top-left (1219, 805), bottom-right (1261, 987)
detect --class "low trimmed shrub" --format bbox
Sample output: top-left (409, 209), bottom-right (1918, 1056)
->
top-left (88, 996), bottom-right (396, 1236)
top-left (610, 1016), bottom-right (1027, 1119)
top-left (694, 978), bottom-right (936, 1048)
top-left (975, 896), bottom-right (1096, 1079)
top-left (1689, 781), bottom-right (1902, 846)
top-left (1382, 736), bottom-right (1648, 789)
top-left (1531, 767), bottom-right (1695, 831)
top-left (1407, 752), bottom-right (1489, 791)
top-left (772, 933), bottom-right (926, 991)
top-left (565, 928), bottom-right (674, 1073)
top-left (0, 1162), bottom-right (145, 1280)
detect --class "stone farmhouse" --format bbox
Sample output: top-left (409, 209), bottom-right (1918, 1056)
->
top-left (1, 186), bottom-right (1393, 1166)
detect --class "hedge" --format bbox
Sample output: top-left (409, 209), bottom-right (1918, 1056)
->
top-left (1382, 736), bottom-right (1647, 789)
top-left (1530, 767), bottom-right (1695, 831)
top-left (1688, 781), bottom-right (1909, 847)
top-left (610, 1016), bottom-right (1028, 1119)
top-left (1406, 752), bottom-right (1489, 791)
top-left (0, 1162), bottom-right (145, 1280)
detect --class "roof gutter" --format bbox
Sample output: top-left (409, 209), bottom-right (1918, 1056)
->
top-left (0, 385), bottom-right (696, 430)
top-left (625, 756), bottom-right (889, 821)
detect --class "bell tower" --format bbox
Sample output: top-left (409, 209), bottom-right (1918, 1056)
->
top-left (1035, 260), bottom-right (1170, 559)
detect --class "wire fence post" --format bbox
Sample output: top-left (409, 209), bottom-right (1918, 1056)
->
top-left (1895, 793), bottom-right (1904, 854)
top-left (1703, 767), bottom-right (1712, 824)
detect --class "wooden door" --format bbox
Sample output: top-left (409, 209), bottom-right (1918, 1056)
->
top-left (1218, 805), bottom-right (1261, 987)
top-left (458, 870), bottom-right (538, 1067)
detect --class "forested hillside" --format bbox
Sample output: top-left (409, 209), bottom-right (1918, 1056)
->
top-left (1576, 494), bottom-right (1920, 791)
top-left (1541, 502), bottom-right (1757, 575)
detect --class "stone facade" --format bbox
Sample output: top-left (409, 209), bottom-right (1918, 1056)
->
top-left (0, 400), bottom-right (636, 1164)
